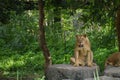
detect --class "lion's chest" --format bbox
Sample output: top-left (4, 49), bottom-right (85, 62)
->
top-left (78, 48), bottom-right (88, 56)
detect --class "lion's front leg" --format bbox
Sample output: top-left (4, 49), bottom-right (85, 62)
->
top-left (87, 51), bottom-right (93, 67)
top-left (74, 50), bottom-right (79, 67)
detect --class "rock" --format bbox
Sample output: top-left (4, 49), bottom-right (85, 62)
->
top-left (104, 66), bottom-right (120, 78)
top-left (85, 76), bottom-right (120, 80)
top-left (46, 64), bottom-right (99, 80)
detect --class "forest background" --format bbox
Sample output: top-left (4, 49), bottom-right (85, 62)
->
top-left (0, 0), bottom-right (120, 79)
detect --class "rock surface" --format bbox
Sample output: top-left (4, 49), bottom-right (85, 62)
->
top-left (85, 76), bottom-right (120, 80)
top-left (46, 64), bottom-right (99, 80)
top-left (104, 66), bottom-right (120, 78)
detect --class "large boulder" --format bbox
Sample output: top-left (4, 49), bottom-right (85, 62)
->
top-left (46, 64), bottom-right (99, 80)
top-left (85, 76), bottom-right (120, 80)
top-left (104, 66), bottom-right (120, 78)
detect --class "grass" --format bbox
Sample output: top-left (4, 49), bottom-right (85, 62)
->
top-left (0, 48), bottom-right (44, 79)
top-left (93, 68), bottom-right (100, 80)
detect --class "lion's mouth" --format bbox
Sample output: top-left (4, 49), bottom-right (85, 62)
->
top-left (79, 45), bottom-right (84, 47)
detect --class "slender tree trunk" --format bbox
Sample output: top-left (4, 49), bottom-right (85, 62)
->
top-left (38, 0), bottom-right (52, 74)
top-left (116, 7), bottom-right (120, 51)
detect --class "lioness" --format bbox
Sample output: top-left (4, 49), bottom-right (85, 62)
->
top-left (70, 34), bottom-right (94, 67)
top-left (105, 52), bottom-right (120, 67)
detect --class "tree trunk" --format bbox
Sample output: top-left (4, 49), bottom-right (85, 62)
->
top-left (38, 0), bottom-right (52, 74)
top-left (116, 7), bottom-right (120, 51)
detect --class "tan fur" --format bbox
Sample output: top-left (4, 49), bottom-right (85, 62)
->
top-left (105, 52), bottom-right (120, 67)
top-left (70, 34), bottom-right (94, 67)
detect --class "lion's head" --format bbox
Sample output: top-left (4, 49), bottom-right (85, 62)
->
top-left (76, 34), bottom-right (90, 48)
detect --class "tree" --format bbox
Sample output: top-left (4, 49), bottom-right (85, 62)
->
top-left (38, 0), bottom-right (52, 75)
top-left (0, 0), bottom-right (38, 24)
top-left (116, 6), bottom-right (120, 51)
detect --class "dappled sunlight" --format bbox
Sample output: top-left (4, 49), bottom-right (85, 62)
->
top-left (0, 0), bottom-right (120, 79)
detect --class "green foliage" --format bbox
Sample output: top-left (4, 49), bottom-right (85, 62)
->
top-left (0, 48), bottom-right (44, 78)
top-left (0, 11), bottom-right (39, 51)
top-left (94, 47), bottom-right (118, 72)
top-left (0, 1), bottom-right (119, 79)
